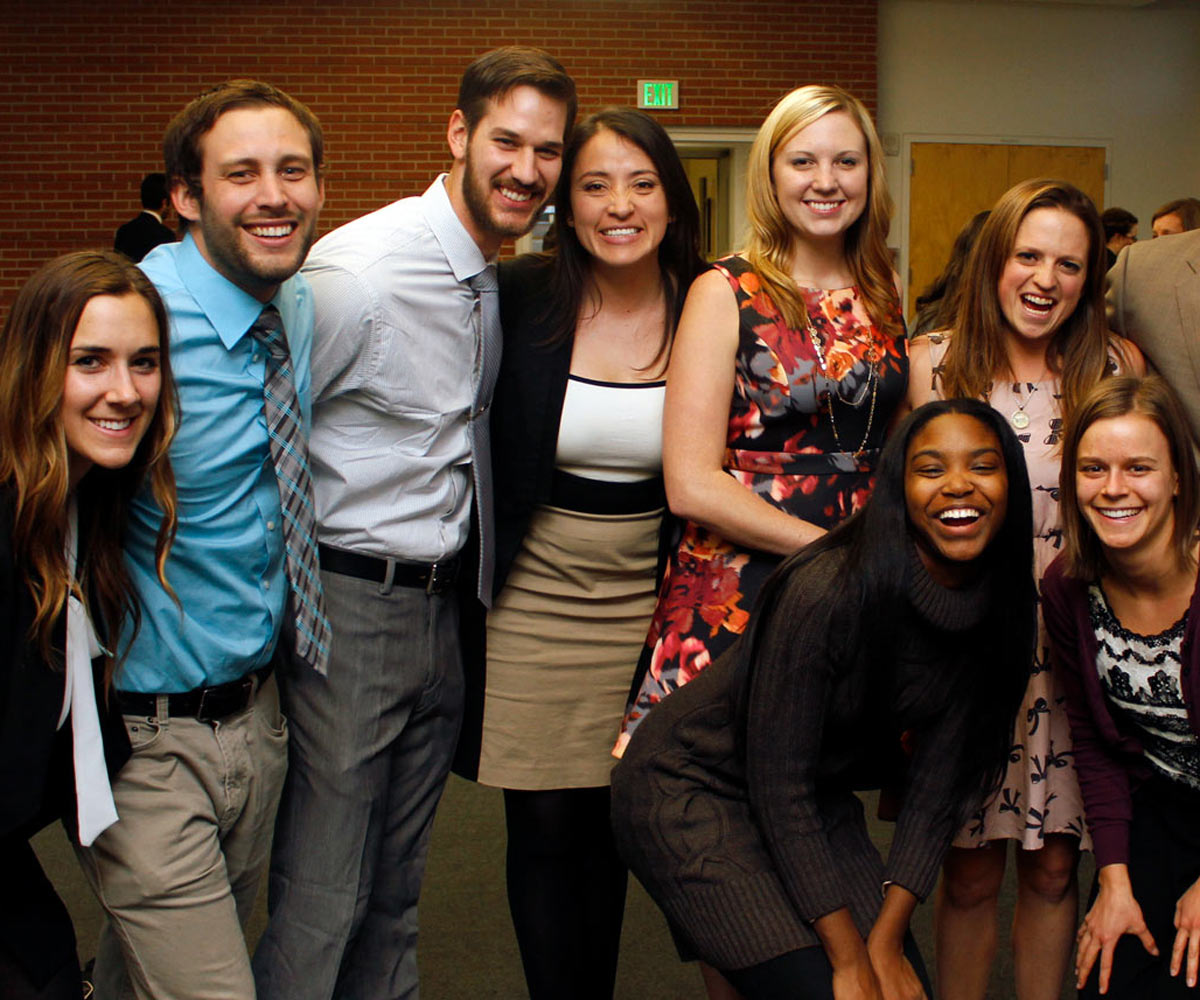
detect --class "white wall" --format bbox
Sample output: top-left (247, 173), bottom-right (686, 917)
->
top-left (878, 0), bottom-right (1200, 306)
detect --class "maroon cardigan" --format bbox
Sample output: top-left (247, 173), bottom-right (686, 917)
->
top-left (1041, 554), bottom-right (1200, 868)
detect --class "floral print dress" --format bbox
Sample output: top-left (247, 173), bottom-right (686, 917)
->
top-left (615, 255), bottom-right (907, 752)
top-left (924, 333), bottom-right (1090, 849)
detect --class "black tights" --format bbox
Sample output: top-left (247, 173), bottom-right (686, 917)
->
top-left (503, 786), bottom-right (628, 1000)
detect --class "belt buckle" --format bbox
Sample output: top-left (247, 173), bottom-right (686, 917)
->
top-left (195, 676), bottom-right (253, 722)
top-left (426, 561), bottom-right (449, 595)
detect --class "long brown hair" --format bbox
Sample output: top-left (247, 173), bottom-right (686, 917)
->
top-left (1058, 376), bottom-right (1199, 581)
top-left (743, 84), bottom-right (900, 342)
top-left (939, 178), bottom-right (1115, 422)
top-left (0, 251), bottom-right (178, 672)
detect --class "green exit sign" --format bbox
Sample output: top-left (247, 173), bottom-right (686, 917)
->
top-left (637, 80), bottom-right (679, 110)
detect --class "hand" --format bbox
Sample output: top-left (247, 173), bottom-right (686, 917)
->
top-left (831, 956), bottom-right (884, 1000)
top-left (867, 942), bottom-right (927, 1000)
top-left (1076, 866), bottom-right (1158, 993)
top-left (1171, 877), bottom-right (1200, 986)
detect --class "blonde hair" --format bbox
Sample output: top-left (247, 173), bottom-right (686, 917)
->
top-left (0, 252), bottom-right (177, 674)
top-left (744, 85), bottom-right (900, 341)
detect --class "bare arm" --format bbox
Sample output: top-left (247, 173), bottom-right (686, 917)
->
top-left (814, 908), bottom-right (884, 1000)
top-left (868, 886), bottom-right (928, 1000)
top-left (663, 269), bottom-right (825, 557)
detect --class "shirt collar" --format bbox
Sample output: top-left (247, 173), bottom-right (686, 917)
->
top-left (421, 173), bottom-right (491, 283)
top-left (143, 209), bottom-right (164, 224)
top-left (177, 233), bottom-right (285, 350)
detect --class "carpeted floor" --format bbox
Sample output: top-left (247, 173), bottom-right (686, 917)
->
top-left (36, 777), bottom-right (1089, 997)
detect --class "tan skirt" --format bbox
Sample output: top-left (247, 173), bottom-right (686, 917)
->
top-left (477, 504), bottom-right (662, 790)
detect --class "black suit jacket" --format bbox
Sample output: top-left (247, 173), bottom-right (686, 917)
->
top-left (113, 211), bottom-right (176, 263)
top-left (0, 487), bottom-right (131, 984)
top-left (454, 256), bottom-right (574, 777)
top-left (0, 487), bottom-right (130, 841)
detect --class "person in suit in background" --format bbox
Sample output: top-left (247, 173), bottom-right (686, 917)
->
top-left (112, 174), bottom-right (175, 263)
top-left (1150, 198), bottom-right (1200, 239)
top-left (1107, 227), bottom-right (1200, 443)
top-left (0, 251), bottom-right (176, 1000)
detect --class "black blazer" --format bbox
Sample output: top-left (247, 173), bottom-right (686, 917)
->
top-left (113, 211), bottom-right (176, 263)
top-left (0, 487), bottom-right (130, 842)
top-left (455, 256), bottom-right (573, 777)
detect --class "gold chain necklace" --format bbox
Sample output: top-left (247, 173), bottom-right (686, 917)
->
top-left (802, 304), bottom-right (879, 460)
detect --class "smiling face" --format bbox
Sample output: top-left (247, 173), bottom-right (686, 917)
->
top-left (905, 412), bottom-right (1009, 586)
top-left (174, 105), bottom-right (325, 303)
top-left (61, 293), bottom-right (163, 489)
top-left (771, 110), bottom-right (868, 250)
top-left (1075, 413), bottom-right (1178, 563)
top-left (567, 127), bottom-right (670, 273)
top-left (996, 206), bottom-right (1089, 347)
top-left (448, 85), bottom-right (569, 257)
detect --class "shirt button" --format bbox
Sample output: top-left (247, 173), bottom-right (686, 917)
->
top-left (267, 520), bottom-right (276, 531)
top-left (263, 579), bottom-right (271, 590)
top-left (252, 353), bottom-right (261, 363)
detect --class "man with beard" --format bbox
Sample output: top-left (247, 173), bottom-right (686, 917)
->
top-left (253, 47), bottom-right (575, 1000)
top-left (75, 80), bottom-right (327, 999)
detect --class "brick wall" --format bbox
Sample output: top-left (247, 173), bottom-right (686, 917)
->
top-left (0, 0), bottom-right (877, 310)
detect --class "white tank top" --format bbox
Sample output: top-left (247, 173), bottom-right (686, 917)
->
top-left (555, 374), bottom-right (665, 483)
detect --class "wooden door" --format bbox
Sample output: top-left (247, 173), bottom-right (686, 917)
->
top-left (907, 142), bottom-right (1107, 322)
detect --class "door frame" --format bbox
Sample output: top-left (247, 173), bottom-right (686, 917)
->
top-left (668, 126), bottom-right (757, 258)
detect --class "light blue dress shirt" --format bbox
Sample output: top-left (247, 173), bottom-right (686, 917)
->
top-left (118, 234), bottom-right (314, 693)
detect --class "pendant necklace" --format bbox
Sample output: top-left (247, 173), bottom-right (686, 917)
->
top-left (999, 360), bottom-right (1051, 431)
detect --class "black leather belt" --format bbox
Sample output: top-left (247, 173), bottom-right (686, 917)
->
top-left (115, 664), bottom-right (272, 723)
top-left (318, 544), bottom-right (459, 595)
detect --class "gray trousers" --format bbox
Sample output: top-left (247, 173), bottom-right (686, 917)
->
top-left (253, 567), bottom-right (465, 1000)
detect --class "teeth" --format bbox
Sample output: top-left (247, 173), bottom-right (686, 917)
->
top-left (1022, 294), bottom-right (1053, 308)
top-left (247, 224), bottom-right (294, 237)
top-left (1098, 508), bottom-right (1139, 520)
top-left (93, 418), bottom-right (132, 430)
top-left (937, 508), bottom-right (981, 521)
top-left (499, 187), bottom-right (532, 202)
top-left (806, 201), bottom-right (841, 212)
top-left (603, 227), bottom-right (639, 236)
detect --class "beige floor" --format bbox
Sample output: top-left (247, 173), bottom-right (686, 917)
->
top-left (36, 778), bottom-right (1088, 998)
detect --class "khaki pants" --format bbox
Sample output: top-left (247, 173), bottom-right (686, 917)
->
top-left (76, 672), bottom-right (288, 1000)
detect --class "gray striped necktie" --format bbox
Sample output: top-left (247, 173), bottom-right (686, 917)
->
top-left (468, 266), bottom-right (499, 606)
top-left (249, 306), bottom-right (331, 673)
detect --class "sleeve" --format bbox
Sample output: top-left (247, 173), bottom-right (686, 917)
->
top-left (1105, 246), bottom-right (1130, 337)
top-left (1041, 561), bottom-right (1133, 867)
top-left (302, 259), bottom-right (380, 403)
top-left (883, 688), bottom-right (973, 900)
top-left (742, 565), bottom-right (850, 923)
